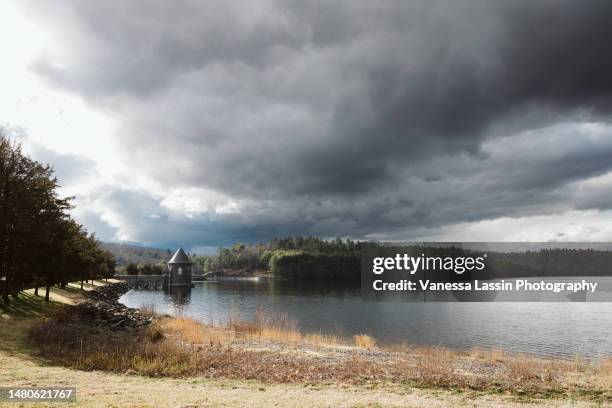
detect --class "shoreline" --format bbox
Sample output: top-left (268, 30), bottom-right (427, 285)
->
top-left (122, 278), bottom-right (610, 361)
top-left (78, 281), bottom-right (153, 330)
top-left (1, 281), bottom-right (610, 406)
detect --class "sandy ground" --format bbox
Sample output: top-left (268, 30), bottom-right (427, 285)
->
top-left (1, 350), bottom-right (603, 408)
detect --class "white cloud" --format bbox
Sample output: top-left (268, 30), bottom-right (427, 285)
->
top-left (0, 1), bottom-right (124, 193)
top-left (380, 209), bottom-right (612, 242)
top-left (160, 188), bottom-right (241, 216)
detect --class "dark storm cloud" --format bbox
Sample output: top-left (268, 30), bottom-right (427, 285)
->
top-left (75, 186), bottom-right (316, 247)
top-left (22, 0), bottom-right (612, 244)
top-left (28, 144), bottom-right (97, 185)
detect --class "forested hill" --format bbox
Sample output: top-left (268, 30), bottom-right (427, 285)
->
top-left (105, 237), bottom-right (612, 281)
top-left (192, 238), bottom-right (612, 282)
top-left (101, 243), bottom-right (173, 266)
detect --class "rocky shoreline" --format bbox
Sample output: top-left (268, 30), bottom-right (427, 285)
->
top-left (73, 282), bottom-right (153, 330)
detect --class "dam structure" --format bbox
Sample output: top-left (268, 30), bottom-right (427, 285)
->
top-left (115, 247), bottom-right (194, 290)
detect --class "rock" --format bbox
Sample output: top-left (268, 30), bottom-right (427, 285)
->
top-left (75, 282), bottom-right (152, 330)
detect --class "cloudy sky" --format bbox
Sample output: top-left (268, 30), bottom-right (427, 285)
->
top-left (2, 0), bottom-right (612, 251)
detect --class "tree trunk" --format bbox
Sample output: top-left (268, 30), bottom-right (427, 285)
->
top-left (60, 282), bottom-right (66, 289)
top-left (2, 281), bottom-right (8, 305)
top-left (44, 285), bottom-right (50, 302)
top-left (80, 280), bottom-right (84, 290)
top-left (34, 286), bottom-right (39, 296)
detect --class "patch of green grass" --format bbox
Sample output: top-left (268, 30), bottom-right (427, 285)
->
top-left (0, 291), bottom-right (64, 358)
top-left (0, 291), bottom-right (61, 318)
top-left (0, 283), bottom-right (105, 356)
top-left (0, 280), bottom-right (114, 320)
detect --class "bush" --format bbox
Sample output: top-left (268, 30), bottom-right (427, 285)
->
top-left (125, 263), bottom-right (138, 275)
top-left (138, 264), bottom-right (153, 275)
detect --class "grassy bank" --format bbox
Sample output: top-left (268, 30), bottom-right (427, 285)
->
top-left (25, 301), bottom-right (612, 402)
top-left (1, 283), bottom-right (610, 407)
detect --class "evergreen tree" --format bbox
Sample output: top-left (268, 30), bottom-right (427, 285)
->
top-left (0, 132), bottom-right (115, 304)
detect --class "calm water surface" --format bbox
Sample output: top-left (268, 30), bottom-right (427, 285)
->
top-left (119, 278), bottom-right (612, 359)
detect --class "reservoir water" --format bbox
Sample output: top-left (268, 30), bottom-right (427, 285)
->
top-left (119, 278), bottom-right (612, 359)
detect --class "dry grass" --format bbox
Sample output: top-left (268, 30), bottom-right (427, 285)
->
top-left (353, 334), bottom-right (376, 350)
top-left (226, 307), bottom-right (342, 346)
top-left (24, 305), bottom-right (612, 402)
top-left (491, 348), bottom-right (505, 362)
top-left (598, 358), bottom-right (612, 375)
top-left (505, 355), bottom-right (559, 383)
top-left (28, 318), bottom-right (210, 377)
top-left (139, 303), bottom-right (158, 319)
top-left (595, 358), bottom-right (612, 388)
top-left (469, 347), bottom-right (506, 362)
top-left (304, 331), bottom-right (341, 347)
top-left (6, 281), bottom-right (611, 406)
top-left (3, 350), bottom-right (585, 408)
top-left (414, 349), bottom-right (455, 388)
top-left (147, 310), bottom-right (343, 349)
top-left (160, 316), bottom-right (235, 345)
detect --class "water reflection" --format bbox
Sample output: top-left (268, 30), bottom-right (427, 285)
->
top-left (119, 277), bottom-right (612, 359)
top-left (164, 286), bottom-right (191, 305)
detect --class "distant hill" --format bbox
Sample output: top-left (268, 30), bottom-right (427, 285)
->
top-left (101, 242), bottom-right (173, 266)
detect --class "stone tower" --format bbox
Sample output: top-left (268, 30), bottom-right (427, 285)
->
top-left (166, 247), bottom-right (192, 288)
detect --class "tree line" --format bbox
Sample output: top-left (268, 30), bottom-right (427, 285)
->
top-left (123, 262), bottom-right (166, 276)
top-left (0, 134), bottom-right (115, 304)
top-left (193, 237), bottom-right (612, 282)
top-left (191, 237), bottom-right (365, 281)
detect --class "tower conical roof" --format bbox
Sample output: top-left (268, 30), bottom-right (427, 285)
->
top-left (168, 247), bottom-right (191, 264)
